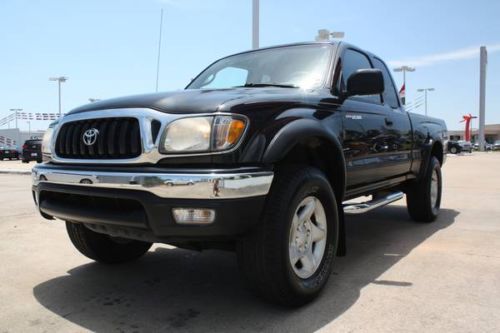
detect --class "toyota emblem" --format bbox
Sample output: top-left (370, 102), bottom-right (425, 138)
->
top-left (83, 128), bottom-right (99, 146)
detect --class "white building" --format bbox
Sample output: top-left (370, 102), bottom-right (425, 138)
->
top-left (0, 128), bottom-right (45, 148)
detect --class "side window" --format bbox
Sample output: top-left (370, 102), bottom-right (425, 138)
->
top-left (340, 49), bottom-right (380, 104)
top-left (200, 67), bottom-right (248, 89)
top-left (373, 58), bottom-right (400, 109)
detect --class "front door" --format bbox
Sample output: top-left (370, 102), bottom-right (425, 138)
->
top-left (372, 57), bottom-right (413, 178)
top-left (337, 48), bottom-right (392, 188)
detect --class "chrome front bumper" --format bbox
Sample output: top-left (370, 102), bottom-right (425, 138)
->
top-left (32, 164), bottom-right (274, 200)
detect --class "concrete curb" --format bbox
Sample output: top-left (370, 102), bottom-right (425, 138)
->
top-left (0, 170), bottom-right (31, 175)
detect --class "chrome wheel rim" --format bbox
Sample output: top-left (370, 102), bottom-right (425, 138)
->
top-left (430, 169), bottom-right (439, 208)
top-left (289, 196), bottom-right (327, 279)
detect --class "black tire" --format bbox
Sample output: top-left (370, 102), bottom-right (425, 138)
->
top-left (66, 222), bottom-right (152, 264)
top-left (449, 147), bottom-right (457, 154)
top-left (22, 160), bottom-right (28, 163)
top-left (406, 156), bottom-right (442, 223)
top-left (237, 166), bottom-right (338, 306)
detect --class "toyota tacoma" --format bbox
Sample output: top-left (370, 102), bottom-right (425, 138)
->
top-left (32, 42), bottom-right (447, 306)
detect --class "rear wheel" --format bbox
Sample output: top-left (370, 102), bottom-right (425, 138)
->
top-left (406, 156), bottom-right (442, 222)
top-left (449, 146), bottom-right (457, 154)
top-left (237, 166), bottom-right (338, 306)
top-left (66, 222), bottom-right (152, 264)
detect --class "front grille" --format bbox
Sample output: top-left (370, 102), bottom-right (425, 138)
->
top-left (55, 117), bottom-right (141, 159)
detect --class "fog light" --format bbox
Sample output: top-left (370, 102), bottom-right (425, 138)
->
top-left (172, 208), bottom-right (215, 224)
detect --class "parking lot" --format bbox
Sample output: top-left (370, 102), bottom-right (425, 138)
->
top-left (0, 153), bottom-right (499, 332)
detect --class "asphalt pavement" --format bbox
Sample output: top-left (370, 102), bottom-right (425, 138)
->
top-left (0, 153), bottom-right (499, 332)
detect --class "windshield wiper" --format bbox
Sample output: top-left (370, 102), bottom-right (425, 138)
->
top-left (235, 83), bottom-right (299, 88)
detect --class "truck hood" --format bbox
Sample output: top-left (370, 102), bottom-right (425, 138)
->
top-left (68, 88), bottom-right (320, 115)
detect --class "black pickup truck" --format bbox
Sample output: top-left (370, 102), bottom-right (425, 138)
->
top-left (32, 42), bottom-right (447, 306)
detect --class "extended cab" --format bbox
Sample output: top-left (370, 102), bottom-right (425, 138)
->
top-left (32, 42), bottom-right (447, 306)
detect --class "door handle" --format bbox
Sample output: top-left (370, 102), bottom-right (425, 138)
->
top-left (385, 117), bottom-right (393, 126)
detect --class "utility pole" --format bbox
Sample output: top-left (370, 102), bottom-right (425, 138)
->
top-left (478, 46), bottom-right (487, 151)
top-left (49, 76), bottom-right (68, 117)
top-left (393, 66), bottom-right (415, 105)
top-left (417, 88), bottom-right (435, 116)
top-left (155, 9), bottom-right (164, 92)
top-left (252, 0), bottom-right (259, 49)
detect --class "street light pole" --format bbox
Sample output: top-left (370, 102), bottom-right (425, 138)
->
top-left (417, 88), bottom-right (435, 116)
top-left (393, 66), bottom-right (415, 105)
top-left (49, 76), bottom-right (68, 117)
top-left (252, 0), bottom-right (259, 49)
top-left (155, 8), bottom-right (164, 92)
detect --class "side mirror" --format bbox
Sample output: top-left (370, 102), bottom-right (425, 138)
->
top-left (346, 69), bottom-right (384, 97)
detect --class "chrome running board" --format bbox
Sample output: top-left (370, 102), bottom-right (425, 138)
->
top-left (343, 191), bottom-right (404, 215)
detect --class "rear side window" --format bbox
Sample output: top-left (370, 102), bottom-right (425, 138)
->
top-left (373, 58), bottom-right (400, 109)
top-left (340, 49), bottom-right (380, 104)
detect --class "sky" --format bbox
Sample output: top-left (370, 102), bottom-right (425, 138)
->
top-left (0, 0), bottom-right (499, 131)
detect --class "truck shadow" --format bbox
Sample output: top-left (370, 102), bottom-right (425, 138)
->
top-left (33, 206), bottom-right (458, 333)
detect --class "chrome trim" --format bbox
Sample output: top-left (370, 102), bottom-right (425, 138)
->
top-left (343, 192), bottom-right (403, 215)
top-left (32, 164), bottom-right (274, 199)
top-left (50, 108), bottom-right (249, 165)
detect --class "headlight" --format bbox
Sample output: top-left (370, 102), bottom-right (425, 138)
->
top-left (42, 121), bottom-right (58, 155)
top-left (160, 115), bottom-right (247, 154)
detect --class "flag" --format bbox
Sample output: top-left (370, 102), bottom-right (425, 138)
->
top-left (399, 83), bottom-right (406, 105)
top-left (399, 84), bottom-right (405, 100)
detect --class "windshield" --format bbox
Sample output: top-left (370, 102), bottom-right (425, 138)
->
top-left (187, 44), bottom-right (333, 90)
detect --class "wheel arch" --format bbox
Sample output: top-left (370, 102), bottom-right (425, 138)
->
top-left (418, 139), bottom-right (444, 182)
top-left (262, 119), bottom-right (346, 202)
top-left (431, 140), bottom-right (444, 165)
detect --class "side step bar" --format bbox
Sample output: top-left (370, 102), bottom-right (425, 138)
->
top-left (343, 191), bottom-right (404, 215)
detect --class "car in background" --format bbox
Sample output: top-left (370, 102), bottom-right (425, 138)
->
top-left (447, 141), bottom-right (462, 154)
top-left (22, 139), bottom-right (42, 163)
top-left (0, 146), bottom-right (20, 160)
top-left (457, 140), bottom-right (472, 153)
top-left (473, 142), bottom-right (493, 150)
top-left (493, 140), bottom-right (500, 151)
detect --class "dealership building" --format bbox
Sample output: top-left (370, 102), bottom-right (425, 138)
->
top-left (0, 128), bottom-right (45, 148)
top-left (448, 124), bottom-right (500, 143)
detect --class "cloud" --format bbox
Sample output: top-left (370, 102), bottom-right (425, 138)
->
top-left (388, 44), bottom-right (500, 68)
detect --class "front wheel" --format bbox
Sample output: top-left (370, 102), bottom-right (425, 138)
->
top-left (66, 222), bottom-right (152, 264)
top-left (406, 156), bottom-right (442, 222)
top-left (237, 166), bottom-right (338, 306)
